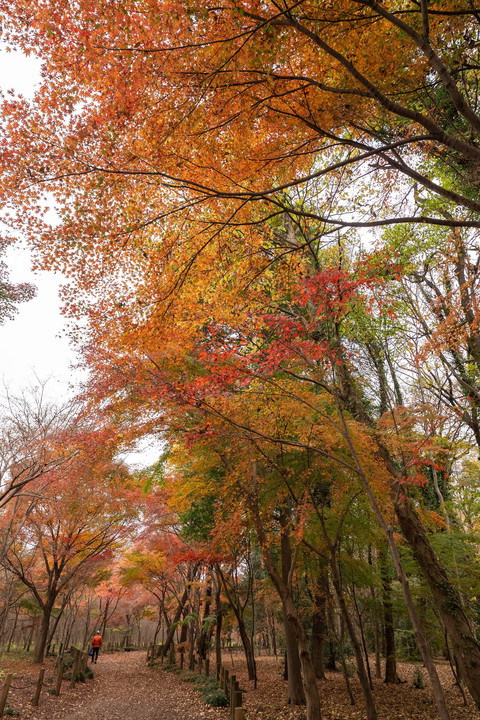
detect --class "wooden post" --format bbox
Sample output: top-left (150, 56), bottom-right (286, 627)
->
top-left (0, 674), bottom-right (12, 717)
top-left (32, 668), bottom-right (45, 707)
top-left (55, 660), bottom-right (64, 696)
top-left (234, 709), bottom-right (245, 720)
top-left (229, 674), bottom-right (236, 718)
top-left (235, 690), bottom-right (242, 711)
top-left (70, 651), bottom-right (79, 688)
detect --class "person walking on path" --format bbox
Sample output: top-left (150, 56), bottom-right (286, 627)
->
top-left (91, 631), bottom-right (103, 663)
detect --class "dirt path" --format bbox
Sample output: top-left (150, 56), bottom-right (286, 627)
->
top-left (25, 652), bottom-right (227, 720)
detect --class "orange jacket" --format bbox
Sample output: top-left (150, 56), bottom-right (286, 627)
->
top-left (91, 634), bottom-right (103, 648)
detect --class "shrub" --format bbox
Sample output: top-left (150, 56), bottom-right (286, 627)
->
top-left (202, 688), bottom-right (228, 707)
top-left (344, 661), bottom-right (356, 678)
top-left (180, 671), bottom-right (196, 682)
top-left (413, 665), bottom-right (425, 689)
top-left (61, 653), bottom-right (75, 669)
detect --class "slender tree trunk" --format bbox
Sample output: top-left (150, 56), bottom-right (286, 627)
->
top-left (250, 495), bottom-right (321, 720)
top-left (380, 547), bottom-right (397, 683)
top-left (368, 548), bottom-right (382, 680)
top-left (237, 617), bottom-right (256, 681)
top-left (153, 602), bottom-right (163, 646)
top-left (218, 567), bottom-right (257, 681)
top-left (267, 610), bottom-right (277, 656)
top-left (395, 495), bottom-right (480, 708)
top-left (279, 510), bottom-right (305, 705)
top-left (352, 581), bottom-right (374, 691)
top-left (6, 608), bottom-right (19, 653)
top-left (325, 596), bottom-right (337, 671)
top-left (333, 401), bottom-right (452, 720)
top-left (311, 567), bottom-right (327, 680)
top-left (162, 565), bottom-right (197, 658)
top-left (329, 554), bottom-right (377, 720)
top-left (373, 618), bottom-right (381, 680)
top-left (214, 574), bottom-right (223, 675)
top-left (339, 614), bottom-right (355, 705)
top-left (282, 593), bottom-right (322, 720)
top-left (197, 575), bottom-right (212, 661)
top-left (334, 341), bottom-right (478, 709)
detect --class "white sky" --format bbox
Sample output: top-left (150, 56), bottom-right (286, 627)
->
top-left (0, 50), bottom-right (160, 466)
top-left (0, 51), bottom-right (80, 397)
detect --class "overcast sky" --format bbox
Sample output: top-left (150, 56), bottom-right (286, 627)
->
top-left (0, 50), bottom-right (160, 467)
top-left (0, 50), bottom-right (80, 397)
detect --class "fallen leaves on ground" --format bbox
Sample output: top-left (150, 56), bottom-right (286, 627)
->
top-left (225, 654), bottom-right (479, 720)
top-left (0, 651), bottom-right (478, 720)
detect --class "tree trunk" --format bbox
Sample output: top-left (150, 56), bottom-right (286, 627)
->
top-left (283, 593), bottom-right (323, 720)
top-left (267, 610), bottom-right (277, 656)
top-left (333, 402), bottom-right (452, 720)
top-left (34, 606), bottom-right (52, 663)
top-left (249, 491), bottom-right (321, 719)
top-left (6, 608), bottom-right (19, 653)
top-left (325, 596), bottom-right (337, 672)
top-left (311, 567), bottom-right (327, 680)
top-left (329, 554), bottom-right (377, 720)
top-left (238, 616), bottom-right (257, 681)
top-left (380, 547), bottom-right (397, 684)
top-left (214, 575), bottom-right (223, 675)
top-left (339, 614), bottom-right (356, 705)
top-left (280, 510), bottom-right (305, 705)
top-left (395, 495), bottom-right (480, 707)
top-left (162, 564), bottom-right (197, 658)
top-left (283, 603), bottom-right (306, 704)
top-left (217, 567), bottom-right (257, 682)
top-left (333, 340), bottom-right (479, 708)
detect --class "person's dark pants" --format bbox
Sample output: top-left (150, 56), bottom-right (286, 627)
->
top-left (91, 646), bottom-right (100, 663)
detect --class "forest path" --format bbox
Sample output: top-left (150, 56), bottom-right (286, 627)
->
top-left (31, 651), bottom-right (226, 720)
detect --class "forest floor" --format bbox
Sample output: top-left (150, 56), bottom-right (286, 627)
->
top-left (226, 654), bottom-right (480, 720)
top-left (0, 650), bottom-right (478, 720)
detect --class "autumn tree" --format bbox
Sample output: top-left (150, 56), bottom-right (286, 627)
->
top-left (2, 427), bottom-right (137, 662)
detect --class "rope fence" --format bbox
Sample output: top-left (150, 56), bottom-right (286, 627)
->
top-left (0, 646), bottom-right (91, 715)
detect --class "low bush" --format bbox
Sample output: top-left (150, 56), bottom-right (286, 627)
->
top-left (413, 666), bottom-right (424, 689)
top-left (202, 688), bottom-right (228, 707)
top-left (61, 653), bottom-right (75, 669)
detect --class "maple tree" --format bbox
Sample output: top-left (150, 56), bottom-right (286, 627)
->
top-left (1, 423), bottom-right (137, 662)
